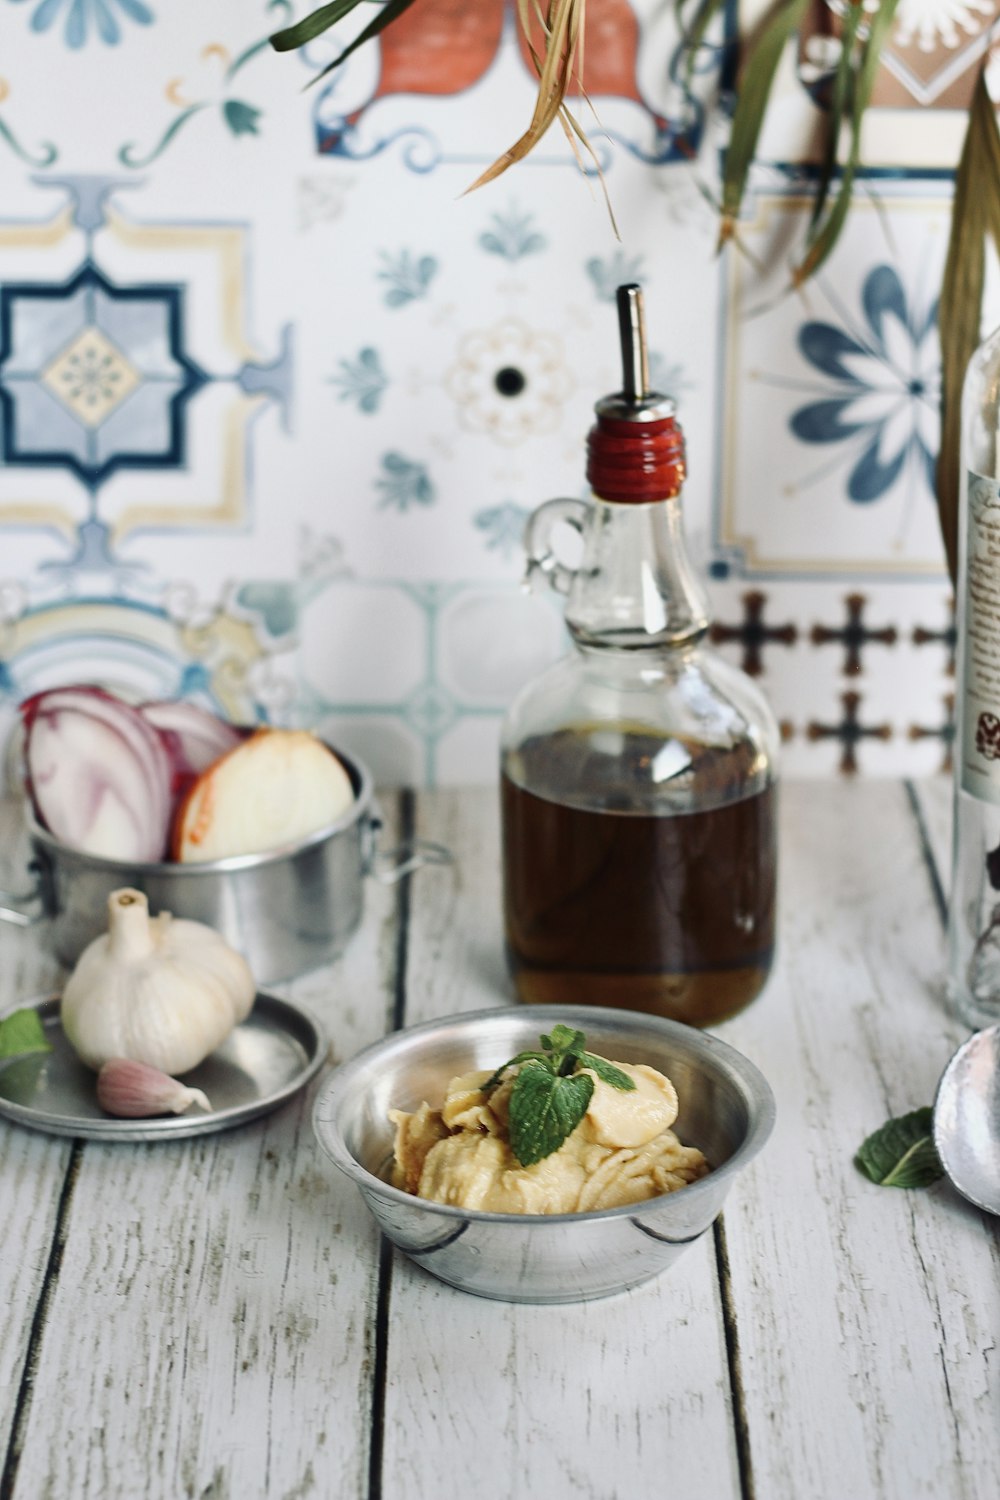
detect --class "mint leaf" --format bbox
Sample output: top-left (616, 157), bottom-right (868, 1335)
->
top-left (855, 1107), bottom-right (944, 1189)
top-left (508, 1064), bottom-right (594, 1167)
top-left (0, 1008), bottom-right (51, 1061)
top-left (481, 1049), bottom-right (552, 1092)
top-left (482, 1026), bottom-right (634, 1100)
top-left (578, 1052), bottom-right (636, 1091)
top-left (541, 1025), bottom-right (585, 1054)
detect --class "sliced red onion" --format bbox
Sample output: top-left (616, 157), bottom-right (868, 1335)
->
top-left (21, 687), bottom-right (172, 862)
top-left (139, 700), bottom-right (245, 778)
top-left (139, 699), bottom-right (247, 822)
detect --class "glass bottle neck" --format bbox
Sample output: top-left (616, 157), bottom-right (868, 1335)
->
top-left (565, 494), bottom-right (711, 651)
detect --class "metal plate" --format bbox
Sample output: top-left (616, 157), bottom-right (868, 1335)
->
top-left (0, 993), bottom-right (327, 1143)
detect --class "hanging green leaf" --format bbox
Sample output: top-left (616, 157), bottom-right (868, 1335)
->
top-left (807, 0), bottom-right (863, 237)
top-left (937, 70), bottom-right (1000, 585)
top-left (719, 0), bottom-right (810, 246)
top-left (793, 0), bottom-right (900, 286)
top-left (269, 0), bottom-right (364, 53)
top-left (298, 0), bottom-right (420, 89)
top-left (679, 0), bottom-right (729, 88)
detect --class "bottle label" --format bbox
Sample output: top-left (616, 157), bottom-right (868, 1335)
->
top-left (961, 473), bottom-right (1000, 805)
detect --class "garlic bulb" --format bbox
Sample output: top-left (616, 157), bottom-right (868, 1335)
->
top-left (61, 888), bottom-right (255, 1074)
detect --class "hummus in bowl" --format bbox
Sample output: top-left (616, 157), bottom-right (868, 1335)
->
top-left (391, 1048), bottom-right (710, 1215)
top-left (312, 1006), bottom-right (775, 1303)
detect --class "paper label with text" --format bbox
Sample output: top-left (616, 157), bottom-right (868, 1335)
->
top-left (962, 473), bottom-right (1000, 805)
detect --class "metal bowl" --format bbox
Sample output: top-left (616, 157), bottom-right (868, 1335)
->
top-left (312, 1005), bottom-right (775, 1303)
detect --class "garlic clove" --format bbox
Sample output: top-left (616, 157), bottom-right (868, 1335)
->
top-left (96, 1057), bottom-right (213, 1118)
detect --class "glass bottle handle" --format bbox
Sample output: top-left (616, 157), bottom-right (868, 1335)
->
top-left (523, 498), bottom-right (589, 597)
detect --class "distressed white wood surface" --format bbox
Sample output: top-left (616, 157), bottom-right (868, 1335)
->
top-left (1, 781), bottom-right (997, 1500)
top-left (719, 781), bottom-right (1000, 1500)
top-left (381, 789), bottom-right (741, 1500)
top-left (0, 798), bottom-right (404, 1500)
top-left (0, 796), bottom-right (70, 1465)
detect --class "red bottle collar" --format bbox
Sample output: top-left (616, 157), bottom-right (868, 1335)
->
top-left (585, 413), bottom-right (686, 504)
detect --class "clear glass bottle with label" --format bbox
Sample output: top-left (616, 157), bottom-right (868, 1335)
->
top-left (947, 323), bottom-right (1000, 1029)
top-left (500, 285), bottom-right (780, 1027)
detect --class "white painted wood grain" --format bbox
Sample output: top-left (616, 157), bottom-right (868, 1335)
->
top-left (0, 796), bottom-right (75, 1458)
top-left (719, 780), bottom-right (1000, 1500)
top-left (403, 786), bottom-right (511, 1019)
top-left (381, 788), bottom-right (742, 1500)
top-left (4, 782), bottom-right (999, 1500)
top-left (4, 798), bottom-right (405, 1500)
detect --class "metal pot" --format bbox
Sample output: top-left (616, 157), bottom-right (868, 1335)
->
top-left (0, 749), bottom-right (449, 985)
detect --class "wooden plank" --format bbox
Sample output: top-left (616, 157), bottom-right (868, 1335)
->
top-left (0, 796), bottom-right (75, 1465)
top-left (379, 788), bottom-right (742, 1500)
top-left (4, 796), bottom-right (405, 1500)
top-left (718, 780), bottom-right (1000, 1500)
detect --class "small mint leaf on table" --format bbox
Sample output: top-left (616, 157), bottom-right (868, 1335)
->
top-left (855, 1107), bottom-right (945, 1189)
top-left (578, 1052), bottom-right (635, 1091)
top-left (509, 1064), bottom-right (594, 1167)
top-left (0, 1007), bottom-right (51, 1061)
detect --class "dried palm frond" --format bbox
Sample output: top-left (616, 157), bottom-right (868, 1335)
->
top-left (466, 0), bottom-right (585, 187)
top-left (272, 0), bottom-right (615, 227)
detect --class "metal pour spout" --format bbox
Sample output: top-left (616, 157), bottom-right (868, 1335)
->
top-left (617, 283), bottom-right (649, 406)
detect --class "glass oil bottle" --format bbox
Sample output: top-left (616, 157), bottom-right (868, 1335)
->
top-left (500, 285), bottom-right (780, 1026)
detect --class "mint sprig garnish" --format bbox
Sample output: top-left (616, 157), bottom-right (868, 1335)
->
top-left (854, 1107), bottom-right (945, 1190)
top-left (484, 1024), bottom-right (636, 1167)
top-left (0, 1007), bottom-right (51, 1062)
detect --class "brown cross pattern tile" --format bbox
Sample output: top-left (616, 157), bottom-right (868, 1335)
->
top-left (806, 690), bottom-right (892, 776)
top-left (908, 693), bottom-right (956, 775)
top-left (710, 590), bottom-right (797, 676)
top-left (912, 599), bottom-right (956, 676)
top-left (810, 593), bottom-right (898, 675)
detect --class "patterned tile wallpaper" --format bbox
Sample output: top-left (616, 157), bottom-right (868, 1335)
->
top-left (0, 0), bottom-right (987, 783)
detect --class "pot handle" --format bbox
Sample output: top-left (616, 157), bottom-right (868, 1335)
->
top-left (0, 864), bottom-right (46, 928)
top-left (364, 806), bottom-right (453, 886)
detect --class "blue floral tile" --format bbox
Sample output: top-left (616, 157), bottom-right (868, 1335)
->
top-left (328, 347), bottom-right (388, 414)
top-left (375, 452), bottom-right (435, 511)
top-left (474, 501), bottom-right (530, 558)
top-left (377, 250), bottom-right (438, 308)
top-left (715, 186), bottom-right (949, 578)
top-left (586, 250), bottom-right (646, 301)
top-left (0, 264), bottom-right (204, 488)
top-left (478, 203), bottom-right (547, 263)
top-left (789, 265), bottom-right (938, 505)
top-left (10, 0), bottom-right (154, 49)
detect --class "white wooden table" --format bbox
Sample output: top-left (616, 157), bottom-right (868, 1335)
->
top-left (0, 781), bottom-right (997, 1500)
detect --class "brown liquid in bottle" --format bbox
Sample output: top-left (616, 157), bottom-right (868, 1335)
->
top-left (501, 729), bottom-right (777, 1026)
